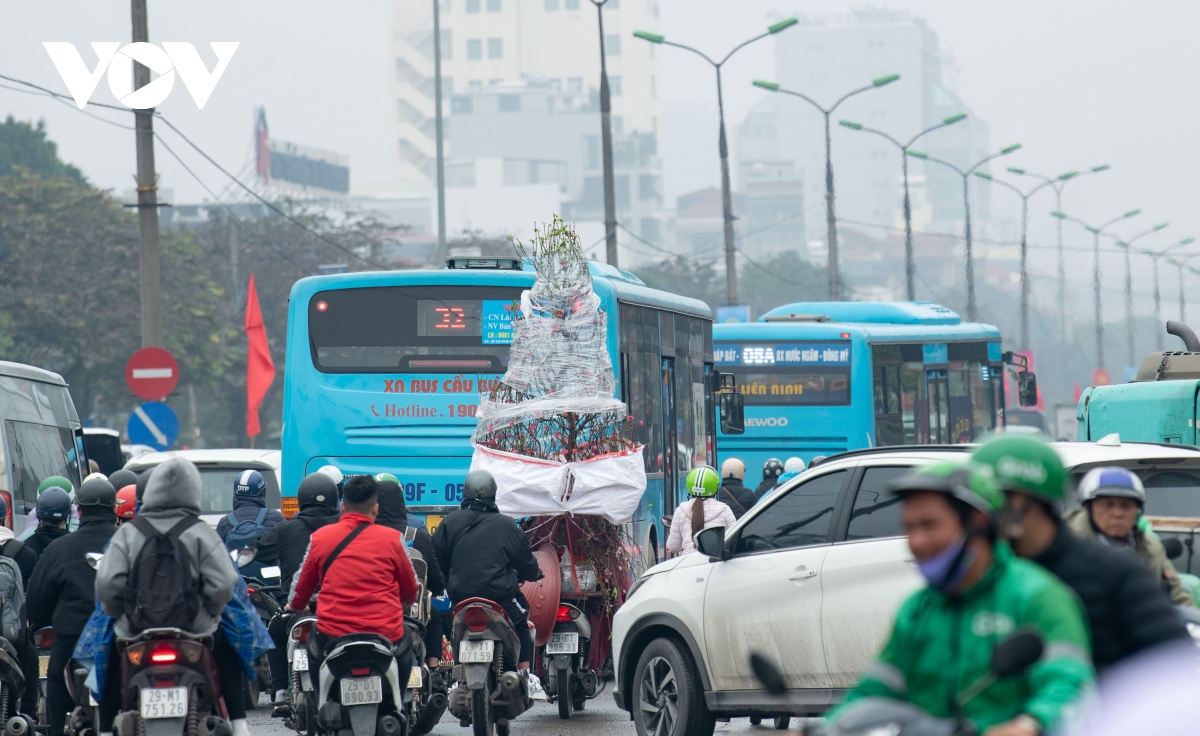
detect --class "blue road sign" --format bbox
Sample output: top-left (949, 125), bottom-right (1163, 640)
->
top-left (127, 401), bottom-right (180, 452)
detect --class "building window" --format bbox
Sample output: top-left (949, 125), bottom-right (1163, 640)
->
top-left (466, 0), bottom-right (481, 12)
top-left (609, 75), bottom-right (622, 96)
top-left (606, 34), bottom-right (621, 55)
top-left (565, 0), bottom-right (579, 8)
top-left (567, 77), bottom-right (583, 94)
top-left (487, 38), bottom-right (503, 59)
top-left (467, 79), bottom-right (484, 91)
top-left (545, 0), bottom-right (558, 8)
top-left (451, 95), bottom-right (473, 114)
top-left (499, 94), bottom-right (520, 112)
top-left (467, 39), bottom-right (482, 60)
top-left (487, 0), bottom-right (501, 10)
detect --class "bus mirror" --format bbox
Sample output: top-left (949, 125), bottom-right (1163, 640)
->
top-left (711, 370), bottom-right (737, 393)
top-left (719, 392), bottom-right (745, 434)
top-left (1018, 372), bottom-right (1038, 407)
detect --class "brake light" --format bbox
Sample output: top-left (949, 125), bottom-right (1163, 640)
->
top-left (350, 667), bottom-right (371, 677)
top-left (463, 606), bottom-right (490, 633)
top-left (291, 622), bottom-right (312, 643)
top-left (556, 605), bottom-right (574, 623)
top-left (150, 648), bottom-right (177, 664)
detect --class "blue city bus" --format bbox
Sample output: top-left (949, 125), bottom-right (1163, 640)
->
top-left (714, 301), bottom-right (1005, 478)
top-left (281, 259), bottom-right (715, 566)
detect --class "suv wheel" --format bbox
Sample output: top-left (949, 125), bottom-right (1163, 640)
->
top-left (632, 638), bottom-right (714, 736)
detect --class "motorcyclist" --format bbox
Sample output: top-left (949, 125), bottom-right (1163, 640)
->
top-left (95, 457), bottom-right (249, 736)
top-left (26, 475), bottom-right (118, 736)
top-left (667, 465), bottom-right (736, 556)
top-left (432, 469), bottom-right (547, 700)
top-left (216, 469), bottom-right (285, 552)
top-left (21, 476), bottom-right (76, 538)
top-left (254, 471), bottom-right (340, 711)
top-left (24, 486), bottom-right (72, 559)
top-left (776, 456), bottom-right (805, 485)
top-left (286, 475), bottom-right (419, 676)
top-left (716, 458), bottom-right (756, 519)
top-left (829, 460), bottom-right (1094, 736)
top-left (973, 434), bottom-right (1190, 673)
top-left (1065, 467), bottom-right (1193, 607)
top-left (753, 458), bottom-right (784, 500)
top-left (114, 485), bottom-right (137, 524)
top-left (0, 492), bottom-right (40, 720)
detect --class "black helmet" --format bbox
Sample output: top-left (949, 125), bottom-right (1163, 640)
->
top-left (37, 487), bottom-right (72, 521)
top-left (297, 472), bottom-right (338, 511)
top-left (108, 469), bottom-right (138, 491)
top-left (763, 458), bottom-right (784, 478)
top-left (77, 476), bottom-right (116, 508)
top-left (463, 470), bottom-right (498, 502)
top-left (135, 467), bottom-right (153, 504)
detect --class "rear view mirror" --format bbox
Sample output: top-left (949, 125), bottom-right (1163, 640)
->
top-left (749, 652), bottom-right (787, 695)
top-left (719, 392), bottom-right (745, 434)
top-left (1018, 372), bottom-right (1038, 407)
top-left (1163, 537), bottom-right (1185, 560)
top-left (694, 526), bottom-right (725, 559)
top-left (990, 628), bottom-right (1044, 678)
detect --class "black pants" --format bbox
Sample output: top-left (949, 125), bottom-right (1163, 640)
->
top-left (19, 633), bottom-right (37, 717)
top-left (46, 633), bottom-right (79, 736)
top-left (267, 614), bottom-right (292, 693)
top-left (422, 613), bottom-right (443, 663)
top-left (499, 592), bottom-right (533, 664)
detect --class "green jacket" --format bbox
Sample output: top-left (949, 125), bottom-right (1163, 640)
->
top-left (1064, 507), bottom-right (1194, 607)
top-left (830, 543), bottom-right (1094, 732)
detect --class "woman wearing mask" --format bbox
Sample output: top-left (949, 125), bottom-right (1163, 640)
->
top-left (667, 465), bottom-right (737, 556)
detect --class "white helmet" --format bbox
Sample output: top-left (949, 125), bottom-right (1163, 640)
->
top-left (784, 457), bottom-right (805, 473)
top-left (316, 465), bottom-right (344, 485)
top-left (720, 457), bottom-right (746, 480)
top-left (1078, 467), bottom-right (1145, 506)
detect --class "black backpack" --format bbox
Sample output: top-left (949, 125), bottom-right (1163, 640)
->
top-left (125, 516), bottom-right (204, 633)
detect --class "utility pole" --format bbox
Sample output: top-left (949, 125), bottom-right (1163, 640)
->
top-left (131, 0), bottom-right (164, 348)
top-left (228, 219), bottom-right (239, 305)
top-left (433, 0), bottom-right (447, 260)
top-left (592, 0), bottom-right (618, 267)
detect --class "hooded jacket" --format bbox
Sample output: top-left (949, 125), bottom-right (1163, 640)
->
top-left (254, 504), bottom-right (340, 598)
top-left (376, 481), bottom-right (445, 597)
top-left (26, 511), bottom-right (117, 636)
top-left (433, 500), bottom-right (540, 604)
top-left (215, 493), bottom-right (285, 544)
top-left (1063, 507), bottom-right (1193, 607)
top-left (717, 476), bottom-right (756, 519)
top-left (96, 458), bottom-right (238, 638)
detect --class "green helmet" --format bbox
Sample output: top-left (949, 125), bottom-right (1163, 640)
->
top-left (972, 434), bottom-right (1065, 503)
top-left (685, 465), bottom-right (720, 498)
top-left (38, 476), bottom-right (73, 495)
top-left (374, 472), bottom-right (399, 484)
top-left (889, 460), bottom-right (1004, 516)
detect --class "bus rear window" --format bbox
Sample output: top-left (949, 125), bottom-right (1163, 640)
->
top-left (309, 286), bottom-right (523, 373)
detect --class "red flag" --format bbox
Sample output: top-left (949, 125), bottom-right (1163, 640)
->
top-left (245, 273), bottom-right (275, 438)
top-left (255, 108), bottom-right (271, 183)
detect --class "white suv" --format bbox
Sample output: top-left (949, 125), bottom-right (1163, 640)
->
top-left (611, 438), bottom-right (1200, 736)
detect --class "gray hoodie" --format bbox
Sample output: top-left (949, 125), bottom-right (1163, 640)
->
top-left (96, 457), bottom-right (237, 637)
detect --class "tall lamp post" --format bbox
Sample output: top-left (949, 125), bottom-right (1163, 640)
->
top-left (751, 73), bottom-right (900, 300)
top-left (906, 144), bottom-right (1023, 322)
top-left (591, 0), bottom-right (619, 266)
top-left (1007, 165), bottom-right (1110, 346)
top-left (634, 18), bottom-right (799, 306)
top-left (971, 171), bottom-right (1059, 350)
top-left (432, 0), bottom-right (447, 259)
top-left (1141, 236), bottom-right (1193, 349)
top-left (1111, 222), bottom-right (1169, 365)
top-left (839, 113), bottom-right (967, 301)
top-left (1166, 246), bottom-right (1200, 324)
top-left (1051, 208), bottom-right (1142, 370)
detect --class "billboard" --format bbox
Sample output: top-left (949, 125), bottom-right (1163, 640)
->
top-left (255, 108), bottom-right (350, 194)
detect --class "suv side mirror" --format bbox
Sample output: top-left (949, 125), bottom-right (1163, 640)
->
top-left (1017, 372), bottom-right (1038, 407)
top-left (694, 526), bottom-right (726, 559)
top-left (719, 392), bottom-right (745, 434)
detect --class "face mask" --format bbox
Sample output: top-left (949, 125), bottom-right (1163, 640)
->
top-left (917, 534), bottom-right (976, 592)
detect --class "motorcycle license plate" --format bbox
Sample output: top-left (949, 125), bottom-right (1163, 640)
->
top-left (545, 632), bottom-right (578, 655)
top-left (340, 676), bottom-right (383, 705)
top-left (140, 686), bottom-right (188, 719)
top-left (38, 655), bottom-right (49, 678)
top-left (407, 666), bottom-right (423, 688)
top-left (458, 640), bottom-right (494, 663)
top-left (293, 649), bottom-right (309, 672)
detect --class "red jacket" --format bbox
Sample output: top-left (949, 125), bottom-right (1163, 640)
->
top-left (288, 512), bottom-right (419, 641)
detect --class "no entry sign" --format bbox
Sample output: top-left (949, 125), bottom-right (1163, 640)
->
top-left (125, 347), bottom-right (180, 400)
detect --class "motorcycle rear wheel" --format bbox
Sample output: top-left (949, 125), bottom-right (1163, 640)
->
top-left (470, 676), bottom-right (494, 736)
top-left (557, 672), bottom-right (571, 720)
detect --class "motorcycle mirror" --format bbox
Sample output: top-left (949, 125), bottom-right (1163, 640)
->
top-left (85, 553), bottom-right (104, 570)
top-left (749, 652), bottom-right (787, 696)
top-left (1163, 537), bottom-right (1185, 560)
top-left (990, 628), bottom-right (1044, 678)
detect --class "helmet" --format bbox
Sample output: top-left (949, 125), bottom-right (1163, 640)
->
top-left (317, 465), bottom-right (344, 486)
top-left (234, 470), bottom-right (267, 498)
top-left (135, 468), bottom-right (153, 504)
top-left (115, 485), bottom-right (137, 519)
top-left (463, 470), bottom-right (498, 501)
top-left (1078, 467), bottom-right (1146, 506)
top-left (36, 487), bottom-right (72, 522)
top-left (76, 476), bottom-right (116, 507)
top-left (809, 455), bottom-right (828, 468)
top-left (685, 465), bottom-right (720, 498)
top-left (298, 473), bottom-right (338, 511)
top-left (84, 472), bottom-right (107, 484)
top-left (784, 457), bottom-right (805, 473)
top-left (108, 469), bottom-right (138, 492)
top-left (973, 435), bottom-right (1065, 503)
top-left (720, 457), bottom-right (746, 481)
top-left (889, 460), bottom-right (1004, 517)
top-left (374, 473), bottom-right (399, 484)
top-left (762, 458), bottom-right (784, 479)
top-left (38, 476), bottom-right (73, 496)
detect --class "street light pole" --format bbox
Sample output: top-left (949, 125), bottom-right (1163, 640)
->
top-left (1051, 208), bottom-right (1142, 371)
top-left (752, 74), bottom-right (900, 300)
top-left (432, 0), bottom-right (447, 259)
top-left (839, 113), bottom-right (967, 300)
top-left (972, 172), bottom-right (1058, 350)
top-left (591, 0), bottom-right (618, 267)
top-left (907, 144), bottom-right (1023, 322)
top-left (1144, 237), bottom-right (1194, 348)
top-left (635, 18), bottom-right (799, 306)
top-left (1110, 222), bottom-right (1169, 365)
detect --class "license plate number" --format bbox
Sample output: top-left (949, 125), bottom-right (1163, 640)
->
top-left (340, 676), bottom-right (383, 705)
top-left (546, 632), bottom-right (578, 655)
top-left (140, 687), bottom-right (188, 719)
top-left (458, 640), bottom-right (494, 663)
top-left (293, 649), bottom-right (309, 672)
top-left (38, 655), bottom-right (49, 679)
top-left (407, 666), bottom-right (423, 688)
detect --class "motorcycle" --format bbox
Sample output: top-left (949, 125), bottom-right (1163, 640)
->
top-left (284, 614), bottom-right (319, 735)
top-left (541, 602), bottom-right (599, 720)
top-left (242, 574), bottom-right (282, 709)
top-left (310, 629), bottom-right (415, 736)
top-left (33, 626), bottom-right (52, 728)
top-left (750, 628), bottom-right (1045, 736)
top-left (447, 598), bottom-right (529, 736)
top-left (111, 628), bottom-right (232, 736)
top-left (63, 653), bottom-right (98, 736)
top-left (403, 542), bottom-right (448, 736)
top-left (0, 634), bottom-right (33, 736)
